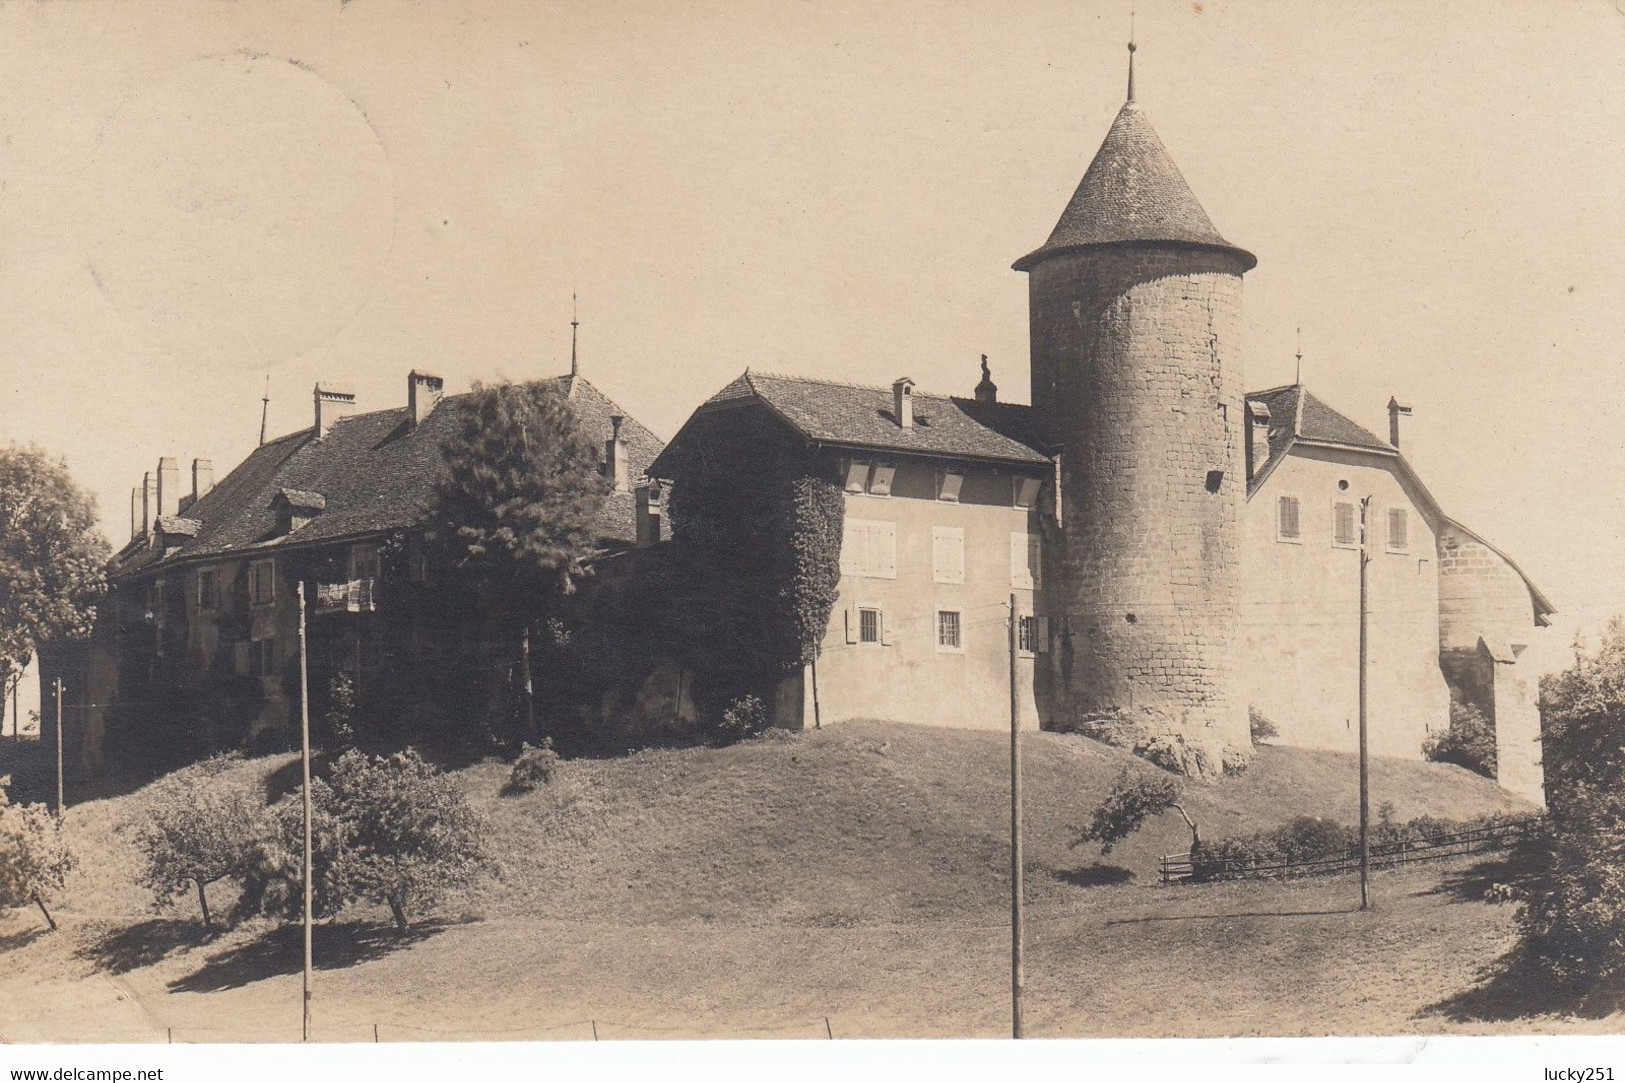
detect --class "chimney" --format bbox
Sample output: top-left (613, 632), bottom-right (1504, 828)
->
top-left (156, 457), bottom-right (180, 520)
top-left (1247, 400), bottom-right (1272, 479)
top-left (893, 377), bottom-right (915, 430)
top-left (1388, 397), bottom-right (1413, 449)
top-left (192, 458), bottom-right (214, 504)
top-left (313, 382), bottom-right (357, 439)
top-left (974, 355), bottom-right (997, 404)
top-left (408, 370), bottom-right (444, 428)
top-left (130, 487), bottom-right (141, 542)
top-left (142, 472), bottom-right (157, 539)
top-left (605, 416), bottom-right (630, 493)
top-left (636, 480), bottom-right (664, 546)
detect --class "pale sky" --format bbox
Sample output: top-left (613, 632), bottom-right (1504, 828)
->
top-left (1, 0), bottom-right (1621, 681)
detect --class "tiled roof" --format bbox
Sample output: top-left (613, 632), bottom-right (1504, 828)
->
top-left (1014, 102), bottom-right (1254, 271)
top-left (654, 371), bottom-right (1052, 471)
top-left (111, 376), bottom-right (663, 579)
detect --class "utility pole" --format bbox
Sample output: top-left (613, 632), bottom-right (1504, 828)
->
top-left (1358, 497), bottom-right (1372, 911)
top-left (297, 583), bottom-right (314, 1042)
top-left (54, 678), bottom-right (64, 817)
top-left (520, 623), bottom-right (537, 741)
top-left (1008, 593), bottom-right (1025, 1039)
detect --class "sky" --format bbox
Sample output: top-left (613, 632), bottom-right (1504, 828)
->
top-left (0, 0), bottom-right (1621, 685)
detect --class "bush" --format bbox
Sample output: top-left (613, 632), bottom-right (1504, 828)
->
top-left (1196, 810), bottom-right (1537, 880)
top-left (321, 672), bottom-right (358, 751)
top-left (233, 778), bottom-right (349, 925)
top-left (504, 738), bottom-right (560, 795)
top-left (136, 755), bottom-right (262, 929)
top-left (1422, 700), bottom-right (1497, 778)
top-left (715, 694), bottom-right (767, 745)
top-left (326, 749), bottom-right (493, 931)
top-left (1071, 768), bottom-right (1185, 855)
top-left (1249, 707), bottom-right (1278, 743)
top-left (0, 775), bottom-right (73, 930)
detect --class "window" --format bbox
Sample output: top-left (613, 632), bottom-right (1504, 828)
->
top-left (1387, 507), bottom-right (1410, 553)
top-left (1012, 476), bottom-right (1041, 509)
top-left (1011, 532), bottom-right (1040, 590)
top-left (249, 559), bottom-right (276, 606)
top-left (253, 637), bottom-right (279, 677)
top-left (840, 519), bottom-right (897, 579)
top-left (932, 527), bottom-right (965, 584)
top-left (1332, 501), bottom-right (1357, 549)
top-left (349, 542), bottom-right (380, 581)
top-left (843, 459), bottom-right (870, 494)
top-left (859, 607), bottom-right (881, 644)
top-left (1277, 496), bottom-right (1302, 542)
top-left (937, 469), bottom-right (964, 503)
top-left (1018, 615), bottom-right (1038, 654)
top-left (843, 459), bottom-right (897, 497)
top-left (936, 610), bottom-right (962, 652)
top-left (868, 463), bottom-right (896, 497)
top-left (197, 568), bottom-right (218, 612)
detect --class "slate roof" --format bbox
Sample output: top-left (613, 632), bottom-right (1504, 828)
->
top-left (1013, 102), bottom-right (1254, 272)
top-left (651, 371), bottom-right (1052, 473)
top-left (111, 376), bottom-right (663, 580)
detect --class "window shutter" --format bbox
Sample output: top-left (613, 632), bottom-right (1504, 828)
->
top-left (1036, 616), bottom-right (1050, 653)
top-left (873, 522), bottom-right (897, 578)
top-left (1334, 502), bottom-right (1355, 546)
top-left (1010, 532), bottom-right (1036, 589)
top-left (1389, 508), bottom-right (1408, 550)
top-left (869, 463), bottom-right (896, 497)
top-left (844, 459), bottom-right (870, 493)
top-left (840, 520), bottom-right (863, 577)
top-left (1279, 496), bottom-right (1301, 540)
top-left (933, 527), bottom-right (964, 584)
top-left (844, 602), bottom-right (859, 644)
top-left (880, 609), bottom-right (892, 646)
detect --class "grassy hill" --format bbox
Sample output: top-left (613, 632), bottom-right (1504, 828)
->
top-left (0, 720), bottom-right (1581, 1042)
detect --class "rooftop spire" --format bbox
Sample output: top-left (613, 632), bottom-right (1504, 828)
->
top-left (258, 372), bottom-right (271, 447)
top-left (1295, 324), bottom-right (1304, 385)
top-left (570, 290), bottom-right (579, 379)
top-left (1127, 7), bottom-right (1137, 104)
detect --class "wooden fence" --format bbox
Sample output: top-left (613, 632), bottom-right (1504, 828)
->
top-left (1158, 819), bottom-right (1541, 885)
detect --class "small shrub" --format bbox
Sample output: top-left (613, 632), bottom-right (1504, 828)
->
top-left (136, 755), bottom-right (262, 929)
top-left (321, 672), bottom-right (358, 751)
top-left (715, 694), bottom-right (767, 745)
top-left (0, 775), bottom-right (73, 930)
top-left (1422, 700), bottom-right (1497, 778)
top-left (233, 778), bottom-right (348, 925)
top-left (1249, 707), bottom-right (1278, 743)
top-left (1071, 768), bottom-right (1185, 855)
top-left (504, 738), bottom-right (560, 795)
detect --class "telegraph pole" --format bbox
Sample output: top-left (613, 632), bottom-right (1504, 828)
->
top-left (520, 623), bottom-right (537, 741)
top-left (297, 583), bottom-right (314, 1042)
top-left (1008, 593), bottom-right (1025, 1039)
top-left (54, 678), bottom-right (64, 817)
top-left (1358, 497), bottom-right (1372, 911)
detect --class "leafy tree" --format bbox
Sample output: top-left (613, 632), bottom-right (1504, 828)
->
top-left (326, 749), bottom-right (492, 931)
top-left (0, 444), bottom-right (109, 706)
top-left (0, 775), bottom-right (74, 930)
top-left (136, 756), bottom-right (262, 929)
top-left (1513, 619), bottom-right (1625, 988)
top-left (1071, 767), bottom-right (1197, 855)
top-left (1248, 707), bottom-right (1278, 744)
top-left (424, 380), bottom-right (610, 741)
top-left (233, 777), bottom-right (349, 925)
top-left (1422, 699), bottom-right (1497, 778)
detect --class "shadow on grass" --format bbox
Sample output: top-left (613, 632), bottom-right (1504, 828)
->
top-left (1105, 906), bottom-right (1359, 926)
top-left (0, 925), bottom-right (48, 953)
top-left (75, 918), bottom-right (212, 975)
top-left (168, 920), bottom-right (457, 994)
top-left (1418, 844), bottom-right (1545, 905)
top-left (1425, 950), bottom-right (1625, 1023)
top-left (1055, 864), bottom-right (1135, 889)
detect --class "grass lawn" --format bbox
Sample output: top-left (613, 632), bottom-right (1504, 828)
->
top-left (1, 721), bottom-right (1610, 1042)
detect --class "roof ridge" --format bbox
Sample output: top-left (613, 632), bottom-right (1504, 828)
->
top-left (747, 369), bottom-right (973, 404)
top-left (1246, 383), bottom-right (1304, 399)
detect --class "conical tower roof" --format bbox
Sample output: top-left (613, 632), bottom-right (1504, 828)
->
top-left (1013, 100), bottom-right (1255, 272)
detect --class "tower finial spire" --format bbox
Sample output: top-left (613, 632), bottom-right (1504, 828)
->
top-left (570, 289), bottom-right (579, 379)
top-left (1295, 324), bottom-right (1304, 385)
top-left (1127, 5), bottom-right (1137, 103)
top-left (258, 371), bottom-right (271, 446)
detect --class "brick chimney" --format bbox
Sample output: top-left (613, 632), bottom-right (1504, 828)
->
top-left (130, 486), bottom-right (141, 542)
top-left (408, 370), bottom-right (444, 429)
top-left (974, 355), bottom-right (997, 404)
top-left (605, 416), bottom-right (630, 493)
top-left (156, 457), bottom-right (180, 520)
top-left (1388, 397), bottom-right (1412, 449)
top-left (142, 471), bottom-right (157, 539)
top-left (893, 377), bottom-right (915, 430)
top-left (314, 382), bottom-right (357, 439)
top-left (1247, 400), bottom-right (1272, 479)
top-left (191, 458), bottom-right (214, 504)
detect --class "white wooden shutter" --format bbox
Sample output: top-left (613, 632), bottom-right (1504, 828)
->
top-left (844, 601), bottom-right (859, 644)
top-left (1010, 532), bottom-right (1036, 590)
top-left (840, 519), bottom-right (863, 577)
top-left (872, 521), bottom-right (897, 579)
top-left (932, 527), bottom-right (965, 584)
top-left (880, 608), bottom-right (892, 646)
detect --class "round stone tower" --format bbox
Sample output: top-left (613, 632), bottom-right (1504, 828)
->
top-left (1016, 51), bottom-right (1256, 769)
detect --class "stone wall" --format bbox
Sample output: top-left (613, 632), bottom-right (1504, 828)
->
top-left (1028, 244), bottom-right (1251, 760)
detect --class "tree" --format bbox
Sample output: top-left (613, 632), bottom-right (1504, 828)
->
top-left (1071, 767), bottom-right (1197, 856)
top-left (1513, 619), bottom-right (1625, 988)
top-left (136, 756), bottom-right (262, 929)
top-left (425, 380), bottom-right (610, 742)
top-left (1422, 699), bottom-right (1497, 778)
top-left (324, 749), bottom-right (491, 931)
top-left (0, 775), bottom-right (74, 930)
top-left (0, 444), bottom-right (109, 710)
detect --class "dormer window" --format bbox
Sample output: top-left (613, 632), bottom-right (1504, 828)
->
top-left (937, 468), bottom-right (964, 503)
top-left (868, 463), bottom-right (896, 497)
top-left (843, 459), bottom-right (869, 494)
top-left (349, 542), bottom-right (380, 581)
top-left (1012, 476), bottom-right (1041, 509)
top-left (270, 488), bottom-right (326, 536)
top-left (841, 459), bottom-right (896, 497)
